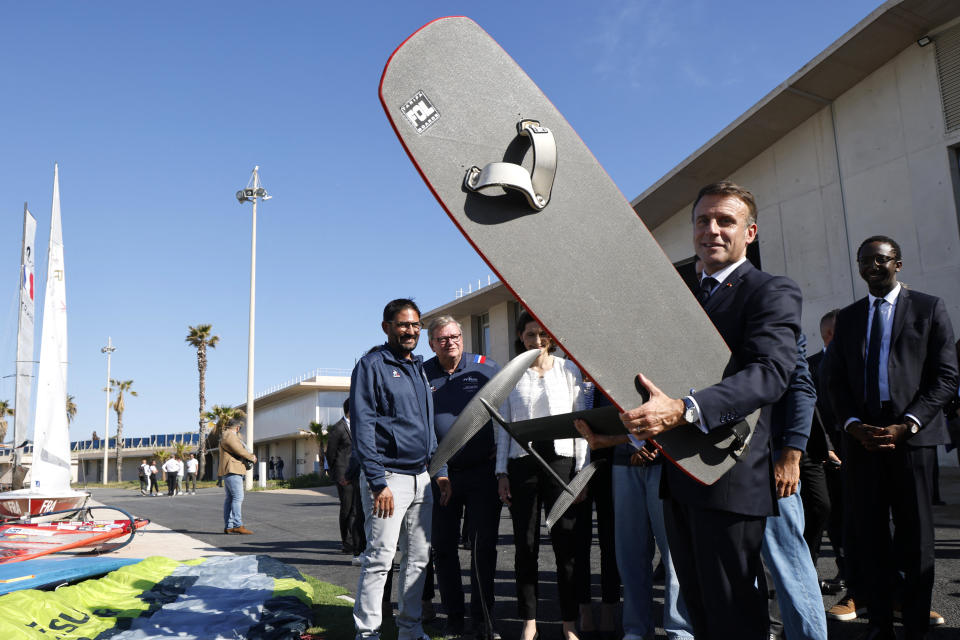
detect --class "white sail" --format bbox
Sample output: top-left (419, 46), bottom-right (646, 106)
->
top-left (29, 164), bottom-right (71, 492)
top-left (13, 208), bottom-right (37, 468)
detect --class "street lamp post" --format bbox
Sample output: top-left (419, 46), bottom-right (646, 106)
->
top-left (101, 337), bottom-right (115, 484)
top-left (236, 167), bottom-right (270, 490)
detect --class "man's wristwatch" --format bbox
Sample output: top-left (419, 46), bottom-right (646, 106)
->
top-left (682, 396), bottom-right (699, 425)
top-left (906, 418), bottom-right (920, 435)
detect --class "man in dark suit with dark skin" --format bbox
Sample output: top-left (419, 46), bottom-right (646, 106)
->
top-left (824, 235), bottom-right (957, 640)
top-left (620, 181), bottom-right (802, 639)
top-left (327, 398), bottom-right (361, 554)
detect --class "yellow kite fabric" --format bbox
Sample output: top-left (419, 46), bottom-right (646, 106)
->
top-left (0, 554), bottom-right (319, 639)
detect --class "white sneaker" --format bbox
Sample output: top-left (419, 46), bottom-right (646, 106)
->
top-left (351, 555), bottom-right (362, 566)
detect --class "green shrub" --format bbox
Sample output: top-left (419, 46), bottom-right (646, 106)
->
top-left (283, 473), bottom-right (330, 489)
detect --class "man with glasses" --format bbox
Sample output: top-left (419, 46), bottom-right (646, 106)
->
top-left (824, 235), bottom-right (957, 640)
top-left (351, 298), bottom-right (450, 640)
top-left (423, 316), bottom-right (502, 640)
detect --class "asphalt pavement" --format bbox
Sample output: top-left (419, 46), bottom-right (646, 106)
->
top-left (85, 469), bottom-right (960, 639)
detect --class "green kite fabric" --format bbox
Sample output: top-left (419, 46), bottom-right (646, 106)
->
top-left (0, 554), bottom-right (319, 639)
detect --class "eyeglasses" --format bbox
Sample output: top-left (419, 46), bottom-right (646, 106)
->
top-left (433, 334), bottom-right (462, 345)
top-left (388, 321), bottom-right (423, 330)
top-left (856, 255), bottom-right (898, 267)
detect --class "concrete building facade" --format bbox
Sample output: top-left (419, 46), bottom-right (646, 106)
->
top-left (238, 372), bottom-right (350, 479)
top-left (638, 0), bottom-right (960, 350)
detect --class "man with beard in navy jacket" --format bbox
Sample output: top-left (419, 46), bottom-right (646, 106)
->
top-left (351, 298), bottom-right (450, 640)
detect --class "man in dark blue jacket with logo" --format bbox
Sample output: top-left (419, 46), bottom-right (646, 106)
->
top-left (423, 315), bottom-right (501, 640)
top-left (351, 298), bottom-right (450, 640)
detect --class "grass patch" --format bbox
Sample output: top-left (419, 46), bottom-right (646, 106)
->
top-left (303, 576), bottom-right (442, 640)
top-left (76, 480), bottom-right (224, 491)
top-left (305, 577), bottom-right (356, 639)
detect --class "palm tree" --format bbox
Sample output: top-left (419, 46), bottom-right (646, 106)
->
top-left (153, 449), bottom-right (171, 465)
top-left (111, 379), bottom-right (137, 482)
top-left (0, 400), bottom-right (14, 445)
top-left (204, 404), bottom-right (245, 448)
top-left (65, 395), bottom-right (77, 426)
top-left (186, 325), bottom-right (219, 480)
top-left (173, 440), bottom-right (190, 461)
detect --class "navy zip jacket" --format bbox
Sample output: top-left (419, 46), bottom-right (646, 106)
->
top-left (350, 344), bottom-right (446, 493)
top-left (424, 352), bottom-right (500, 471)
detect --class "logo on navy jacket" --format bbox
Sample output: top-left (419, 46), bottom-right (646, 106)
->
top-left (462, 374), bottom-right (480, 394)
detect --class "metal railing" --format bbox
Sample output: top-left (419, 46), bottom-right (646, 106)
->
top-left (69, 432), bottom-right (200, 452)
top-left (0, 432), bottom-right (201, 460)
top-left (455, 275), bottom-right (498, 299)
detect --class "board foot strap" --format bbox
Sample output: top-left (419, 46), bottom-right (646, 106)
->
top-left (464, 120), bottom-right (556, 210)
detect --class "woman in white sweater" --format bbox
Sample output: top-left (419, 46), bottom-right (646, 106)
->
top-left (496, 311), bottom-right (587, 640)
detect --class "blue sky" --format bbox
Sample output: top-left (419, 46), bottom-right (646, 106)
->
top-left (0, 0), bottom-right (884, 439)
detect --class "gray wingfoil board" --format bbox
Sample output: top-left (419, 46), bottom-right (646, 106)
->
top-left (381, 17), bottom-right (757, 485)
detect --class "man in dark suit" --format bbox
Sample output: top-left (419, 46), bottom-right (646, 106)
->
top-left (803, 311), bottom-right (843, 585)
top-left (621, 181), bottom-right (802, 639)
top-left (327, 398), bottom-right (361, 554)
top-left (824, 235), bottom-right (957, 640)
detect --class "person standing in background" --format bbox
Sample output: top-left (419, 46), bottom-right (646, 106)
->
top-left (327, 398), bottom-right (362, 555)
top-left (824, 235), bottom-right (957, 639)
top-left (185, 453), bottom-right (199, 495)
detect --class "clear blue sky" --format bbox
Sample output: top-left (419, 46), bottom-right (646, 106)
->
top-left (0, 0), bottom-right (884, 439)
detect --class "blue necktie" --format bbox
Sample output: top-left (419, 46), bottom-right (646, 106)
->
top-left (865, 299), bottom-right (883, 415)
top-left (698, 276), bottom-right (718, 305)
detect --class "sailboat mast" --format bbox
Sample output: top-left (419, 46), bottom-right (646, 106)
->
top-left (13, 204), bottom-right (37, 472)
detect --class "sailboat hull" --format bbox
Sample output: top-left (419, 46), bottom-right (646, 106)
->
top-left (0, 490), bottom-right (89, 520)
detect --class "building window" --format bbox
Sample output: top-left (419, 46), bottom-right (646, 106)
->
top-left (934, 24), bottom-right (960, 133)
top-left (473, 312), bottom-right (491, 355)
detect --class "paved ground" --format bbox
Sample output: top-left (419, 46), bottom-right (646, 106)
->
top-left (86, 469), bottom-right (960, 639)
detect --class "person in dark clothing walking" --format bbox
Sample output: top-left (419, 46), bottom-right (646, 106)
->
top-left (327, 398), bottom-right (362, 554)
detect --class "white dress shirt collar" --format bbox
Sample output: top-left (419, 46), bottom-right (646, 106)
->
top-left (867, 282), bottom-right (901, 308)
top-left (701, 256), bottom-right (748, 286)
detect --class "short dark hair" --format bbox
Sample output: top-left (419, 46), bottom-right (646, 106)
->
top-left (857, 235), bottom-right (902, 260)
top-left (820, 309), bottom-right (839, 327)
top-left (383, 298), bottom-right (420, 323)
top-left (514, 310), bottom-right (557, 354)
top-left (691, 181), bottom-right (758, 225)
top-left (342, 398), bottom-right (350, 415)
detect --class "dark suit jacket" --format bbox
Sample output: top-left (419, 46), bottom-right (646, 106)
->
top-left (806, 350), bottom-right (836, 461)
top-left (325, 417), bottom-right (353, 484)
top-left (825, 287), bottom-right (958, 447)
top-left (664, 261), bottom-right (802, 517)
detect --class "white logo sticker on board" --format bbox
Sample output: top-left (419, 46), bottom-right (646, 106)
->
top-left (401, 91), bottom-right (440, 134)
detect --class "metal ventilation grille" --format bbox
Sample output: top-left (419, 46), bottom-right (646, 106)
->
top-left (935, 23), bottom-right (960, 132)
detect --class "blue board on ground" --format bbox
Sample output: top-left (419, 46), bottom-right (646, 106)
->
top-left (0, 556), bottom-right (139, 594)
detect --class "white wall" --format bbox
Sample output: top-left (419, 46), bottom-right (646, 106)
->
top-left (255, 394), bottom-right (318, 440)
top-left (652, 40), bottom-right (960, 352)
